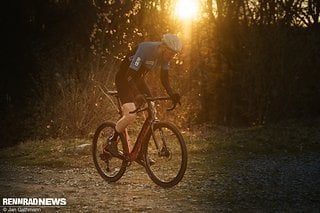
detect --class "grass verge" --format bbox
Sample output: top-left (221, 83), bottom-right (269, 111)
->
top-left (0, 138), bottom-right (92, 168)
top-left (0, 119), bottom-right (319, 168)
top-left (187, 119), bottom-right (320, 155)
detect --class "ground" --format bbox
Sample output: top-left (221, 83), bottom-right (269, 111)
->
top-left (0, 123), bottom-right (320, 212)
top-left (1, 152), bottom-right (320, 212)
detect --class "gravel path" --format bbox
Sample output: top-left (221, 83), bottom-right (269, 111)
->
top-left (1, 152), bottom-right (319, 212)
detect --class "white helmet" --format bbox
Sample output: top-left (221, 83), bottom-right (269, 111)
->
top-left (162, 34), bottom-right (182, 53)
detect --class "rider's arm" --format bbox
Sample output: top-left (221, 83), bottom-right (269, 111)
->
top-left (160, 68), bottom-right (174, 96)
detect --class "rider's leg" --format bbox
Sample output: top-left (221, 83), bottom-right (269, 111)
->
top-left (110, 103), bottom-right (136, 150)
top-left (112, 64), bottom-right (137, 153)
top-left (115, 102), bottom-right (137, 133)
top-left (109, 103), bottom-right (137, 139)
top-left (124, 128), bottom-right (133, 152)
top-left (106, 103), bottom-right (136, 155)
top-left (115, 103), bottom-right (137, 152)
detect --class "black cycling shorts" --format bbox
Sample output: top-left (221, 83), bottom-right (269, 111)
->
top-left (115, 77), bottom-right (135, 104)
top-left (115, 46), bottom-right (151, 104)
top-left (115, 70), bottom-right (149, 104)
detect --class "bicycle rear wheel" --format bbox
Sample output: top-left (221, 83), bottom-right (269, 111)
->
top-left (144, 121), bottom-right (187, 188)
top-left (92, 122), bottom-right (128, 182)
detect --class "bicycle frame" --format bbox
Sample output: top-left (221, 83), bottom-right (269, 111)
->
top-left (129, 111), bottom-right (154, 161)
top-left (126, 100), bottom-right (159, 162)
top-left (111, 92), bottom-right (171, 163)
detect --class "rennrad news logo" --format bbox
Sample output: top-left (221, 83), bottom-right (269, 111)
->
top-left (2, 198), bottom-right (67, 206)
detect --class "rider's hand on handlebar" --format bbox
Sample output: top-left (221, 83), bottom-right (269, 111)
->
top-left (170, 93), bottom-right (181, 105)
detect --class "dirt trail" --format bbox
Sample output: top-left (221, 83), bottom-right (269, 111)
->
top-left (1, 152), bottom-right (320, 212)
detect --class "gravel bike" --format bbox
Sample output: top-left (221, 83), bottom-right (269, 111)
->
top-left (92, 90), bottom-right (187, 188)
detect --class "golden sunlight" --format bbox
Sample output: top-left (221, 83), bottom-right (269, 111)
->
top-left (174, 0), bottom-right (199, 21)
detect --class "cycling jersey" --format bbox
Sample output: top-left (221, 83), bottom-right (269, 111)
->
top-left (129, 42), bottom-right (170, 71)
top-left (115, 41), bottom-right (174, 104)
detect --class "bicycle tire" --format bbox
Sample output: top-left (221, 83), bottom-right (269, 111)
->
top-left (144, 121), bottom-right (187, 188)
top-left (92, 121), bottom-right (127, 182)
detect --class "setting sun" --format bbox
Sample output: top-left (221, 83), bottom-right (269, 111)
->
top-left (174, 0), bottom-right (200, 21)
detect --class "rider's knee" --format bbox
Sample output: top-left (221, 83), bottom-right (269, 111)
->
top-left (115, 103), bottom-right (137, 132)
top-left (124, 111), bottom-right (137, 123)
top-left (122, 103), bottom-right (136, 116)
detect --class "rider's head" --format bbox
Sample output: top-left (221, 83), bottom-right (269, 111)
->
top-left (162, 34), bottom-right (182, 53)
top-left (160, 34), bottom-right (182, 60)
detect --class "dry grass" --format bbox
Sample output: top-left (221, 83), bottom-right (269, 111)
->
top-left (0, 119), bottom-right (319, 168)
top-left (0, 138), bottom-right (92, 168)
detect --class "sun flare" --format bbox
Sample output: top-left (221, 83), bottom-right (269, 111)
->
top-left (174, 0), bottom-right (199, 21)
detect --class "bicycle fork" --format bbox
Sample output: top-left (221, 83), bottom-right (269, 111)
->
top-left (151, 122), bottom-right (171, 158)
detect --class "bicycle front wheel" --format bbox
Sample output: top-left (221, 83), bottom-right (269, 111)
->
top-left (144, 121), bottom-right (187, 188)
top-left (92, 122), bottom-right (127, 183)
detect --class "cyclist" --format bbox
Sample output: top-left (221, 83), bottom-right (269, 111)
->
top-left (106, 34), bottom-right (182, 157)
